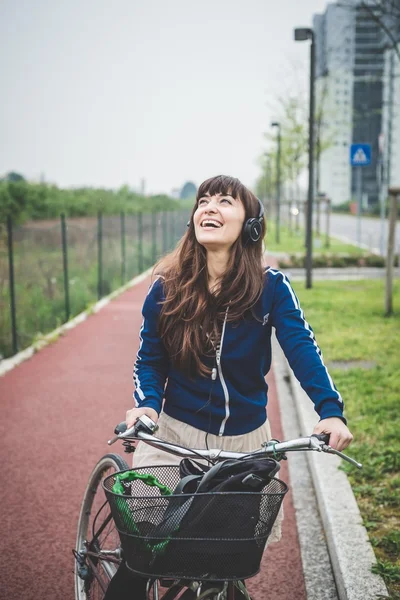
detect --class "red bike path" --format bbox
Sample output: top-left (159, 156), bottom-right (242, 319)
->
top-left (0, 269), bottom-right (306, 600)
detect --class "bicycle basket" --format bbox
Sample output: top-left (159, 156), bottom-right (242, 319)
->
top-left (103, 465), bottom-right (287, 581)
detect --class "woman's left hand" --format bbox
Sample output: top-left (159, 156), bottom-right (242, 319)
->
top-left (313, 417), bottom-right (353, 452)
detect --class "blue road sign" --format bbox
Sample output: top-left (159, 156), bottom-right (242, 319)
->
top-left (350, 143), bottom-right (371, 166)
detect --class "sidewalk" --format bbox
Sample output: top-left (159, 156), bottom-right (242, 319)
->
top-left (0, 261), bottom-right (388, 599)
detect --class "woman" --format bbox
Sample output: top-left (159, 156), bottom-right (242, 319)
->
top-left (104, 174), bottom-right (353, 599)
top-left (127, 174), bottom-right (353, 457)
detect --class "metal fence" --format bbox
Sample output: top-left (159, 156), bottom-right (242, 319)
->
top-left (0, 209), bottom-right (190, 359)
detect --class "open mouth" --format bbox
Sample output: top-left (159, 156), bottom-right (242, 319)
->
top-left (201, 219), bottom-right (223, 229)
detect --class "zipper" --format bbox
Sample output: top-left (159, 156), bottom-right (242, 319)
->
top-left (217, 307), bottom-right (230, 436)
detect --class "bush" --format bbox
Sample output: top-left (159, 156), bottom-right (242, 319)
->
top-left (278, 253), bottom-right (387, 269)
top-left (0, 181), bottom-right (182, 224)
top-left (331, 200), bottom-right (351, 213)
top-left (364, 254), bottom-right (385, 268)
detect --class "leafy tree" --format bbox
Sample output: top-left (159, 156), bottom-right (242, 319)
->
top-left (3, 171), bottom-right (25, 182)
top-left (180, 181), bottom-right (197, 200)
top-left (0, 180), bottom-right (181, 224)
top-left (258, 93), bottom-right (308, 201)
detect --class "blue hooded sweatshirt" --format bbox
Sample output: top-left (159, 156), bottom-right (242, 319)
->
top-left (133, 268), bottom-right (345, 436)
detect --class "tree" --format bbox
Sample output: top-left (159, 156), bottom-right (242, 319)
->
top-left (3, 171), bottom-right (25, 182)
top-left (180, 181), bottom-right (197, 200)
top-left (258, 93), bottom-right (309, 202)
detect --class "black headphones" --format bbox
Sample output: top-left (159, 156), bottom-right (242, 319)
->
top-left (242, 197), bottom-right (265, 243)
top-left (187, 196), bottom-right (264, 244)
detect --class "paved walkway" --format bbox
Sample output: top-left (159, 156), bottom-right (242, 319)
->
top-left (0, 266), bottom-right (313, 600)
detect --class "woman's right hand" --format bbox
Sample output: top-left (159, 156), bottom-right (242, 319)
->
top-left (125, 406), bottom-right (159, 430)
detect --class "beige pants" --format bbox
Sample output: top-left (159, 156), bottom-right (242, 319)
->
top-left (133, 412), bottom-right (283, 543)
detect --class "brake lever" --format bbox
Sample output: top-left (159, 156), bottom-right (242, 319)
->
top-left (108, 415), bottom-right (158, 445)
top-left (322, 445), bottom-right (362, 469)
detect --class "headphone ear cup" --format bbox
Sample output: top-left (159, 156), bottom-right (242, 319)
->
top-left (243, 218), bottom-right (262, 243)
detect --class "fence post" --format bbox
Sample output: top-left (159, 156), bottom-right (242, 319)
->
top-left (97, 212), bottom-right (103, 299)
top-left (325, 199), bottom-right (331, 249)
top-left (316, 197), bottom-right (321, 237)
top-left (7, 216), bottom-right (18, 355)
top-left (151, 212), bottom-right (157, 265)
top-left (170, 212), bottom-right (175, 249)
top-left (295, 202), bottom-right (300, 232)
top-left (61, 214), bottom-right (70, 322)
top-left (162, 212), bottom-right (168, 255)
top-left (120, 212), bottom-right (126, 284)
top-left (288, 202), bottom-right (292, 236)
top-left (385, 187), bottom-right (399, 316)
top-left (138, 213), bottom-right (143, 273)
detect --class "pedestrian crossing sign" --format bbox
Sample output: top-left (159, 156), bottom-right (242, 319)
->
top-left (350, 143), bottom-right (371, 166)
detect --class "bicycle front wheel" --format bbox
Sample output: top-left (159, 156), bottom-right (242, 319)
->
top-left (74, 453), bottom-right (129, 600)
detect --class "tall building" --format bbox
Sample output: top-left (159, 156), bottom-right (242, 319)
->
top-left (313, 3), bottom-right (355, 206)
top-left (313, 1), bottom-right (387, 207)
top-left (382, 44), bottom-right (400, 189)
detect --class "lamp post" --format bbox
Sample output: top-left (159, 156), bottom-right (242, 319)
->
top-left (294, 26), bottom-right (315, 289)
top-left (271, 122), bottom-right (281, 244)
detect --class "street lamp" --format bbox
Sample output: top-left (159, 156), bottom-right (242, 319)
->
top-left (294, 26), bottom-right (315, 289)
top-left (271, 121), bottom-right (281, 244)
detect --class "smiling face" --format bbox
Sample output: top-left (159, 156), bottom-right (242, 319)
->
top-left (193, 191), bottom-right (246, 251)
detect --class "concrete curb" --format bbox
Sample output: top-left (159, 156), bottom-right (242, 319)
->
top-left (272, 335), bottom-right (338, 599)
top-left (282, 350), bottom-right (389, 599)
top-left (0, 268), bottom-right (153, 377)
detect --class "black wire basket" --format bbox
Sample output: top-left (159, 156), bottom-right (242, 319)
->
top-left (103, 465), bottom-right (288, 581)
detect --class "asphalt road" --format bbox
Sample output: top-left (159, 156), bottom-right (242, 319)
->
top-left (327, 213), bottom-right (399, 256)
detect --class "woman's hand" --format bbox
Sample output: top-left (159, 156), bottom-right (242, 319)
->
top-left (313, 417), bottom-right (353, 452)
top-left (125, 407), bottom-right (159, 430)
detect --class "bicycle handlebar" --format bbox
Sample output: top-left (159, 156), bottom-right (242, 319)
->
top-left (108, 415), bottom-right (362, 469)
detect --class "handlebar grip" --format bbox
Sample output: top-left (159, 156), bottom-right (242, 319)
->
top-left (312, 433), bottom-right (330, 445)
top-left (114, 422), bottom-right (127, 435)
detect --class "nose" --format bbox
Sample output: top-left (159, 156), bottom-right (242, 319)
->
top-left (204, 198), bottom-right (218, 212)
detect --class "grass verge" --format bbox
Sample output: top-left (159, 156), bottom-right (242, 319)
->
top-left (292, 278), bottom-right (400, 598)
top-left (265, 222), bottom-right (366, 256)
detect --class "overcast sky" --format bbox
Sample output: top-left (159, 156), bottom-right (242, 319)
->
top-left (0, 0), bottom-right (329, 195)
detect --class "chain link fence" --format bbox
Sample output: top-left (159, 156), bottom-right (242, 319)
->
top-left (0, 209), bottom-right (190, 359)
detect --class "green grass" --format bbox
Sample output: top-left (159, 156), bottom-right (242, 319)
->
top-left (292, 279), bottom-right (400, 598)
top-left (265, 222), bottom-right (366, 256)
top-left (0, 239), bottom-right (157, 358)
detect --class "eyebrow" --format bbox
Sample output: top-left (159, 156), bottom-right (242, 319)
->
top-left (199, 193), bottom-right (236, 200)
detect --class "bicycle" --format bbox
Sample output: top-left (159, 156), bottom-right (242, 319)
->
top-left (74, 415), bottom-right (362, 600)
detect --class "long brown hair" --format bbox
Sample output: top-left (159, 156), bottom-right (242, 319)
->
top-left (155, 175), bottom-right (266, 377)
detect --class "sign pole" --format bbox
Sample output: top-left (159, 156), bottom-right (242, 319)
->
top-left (350, 143), bottom-right (371, 248)
top-left (357, 166), bottom-right (362, 246)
